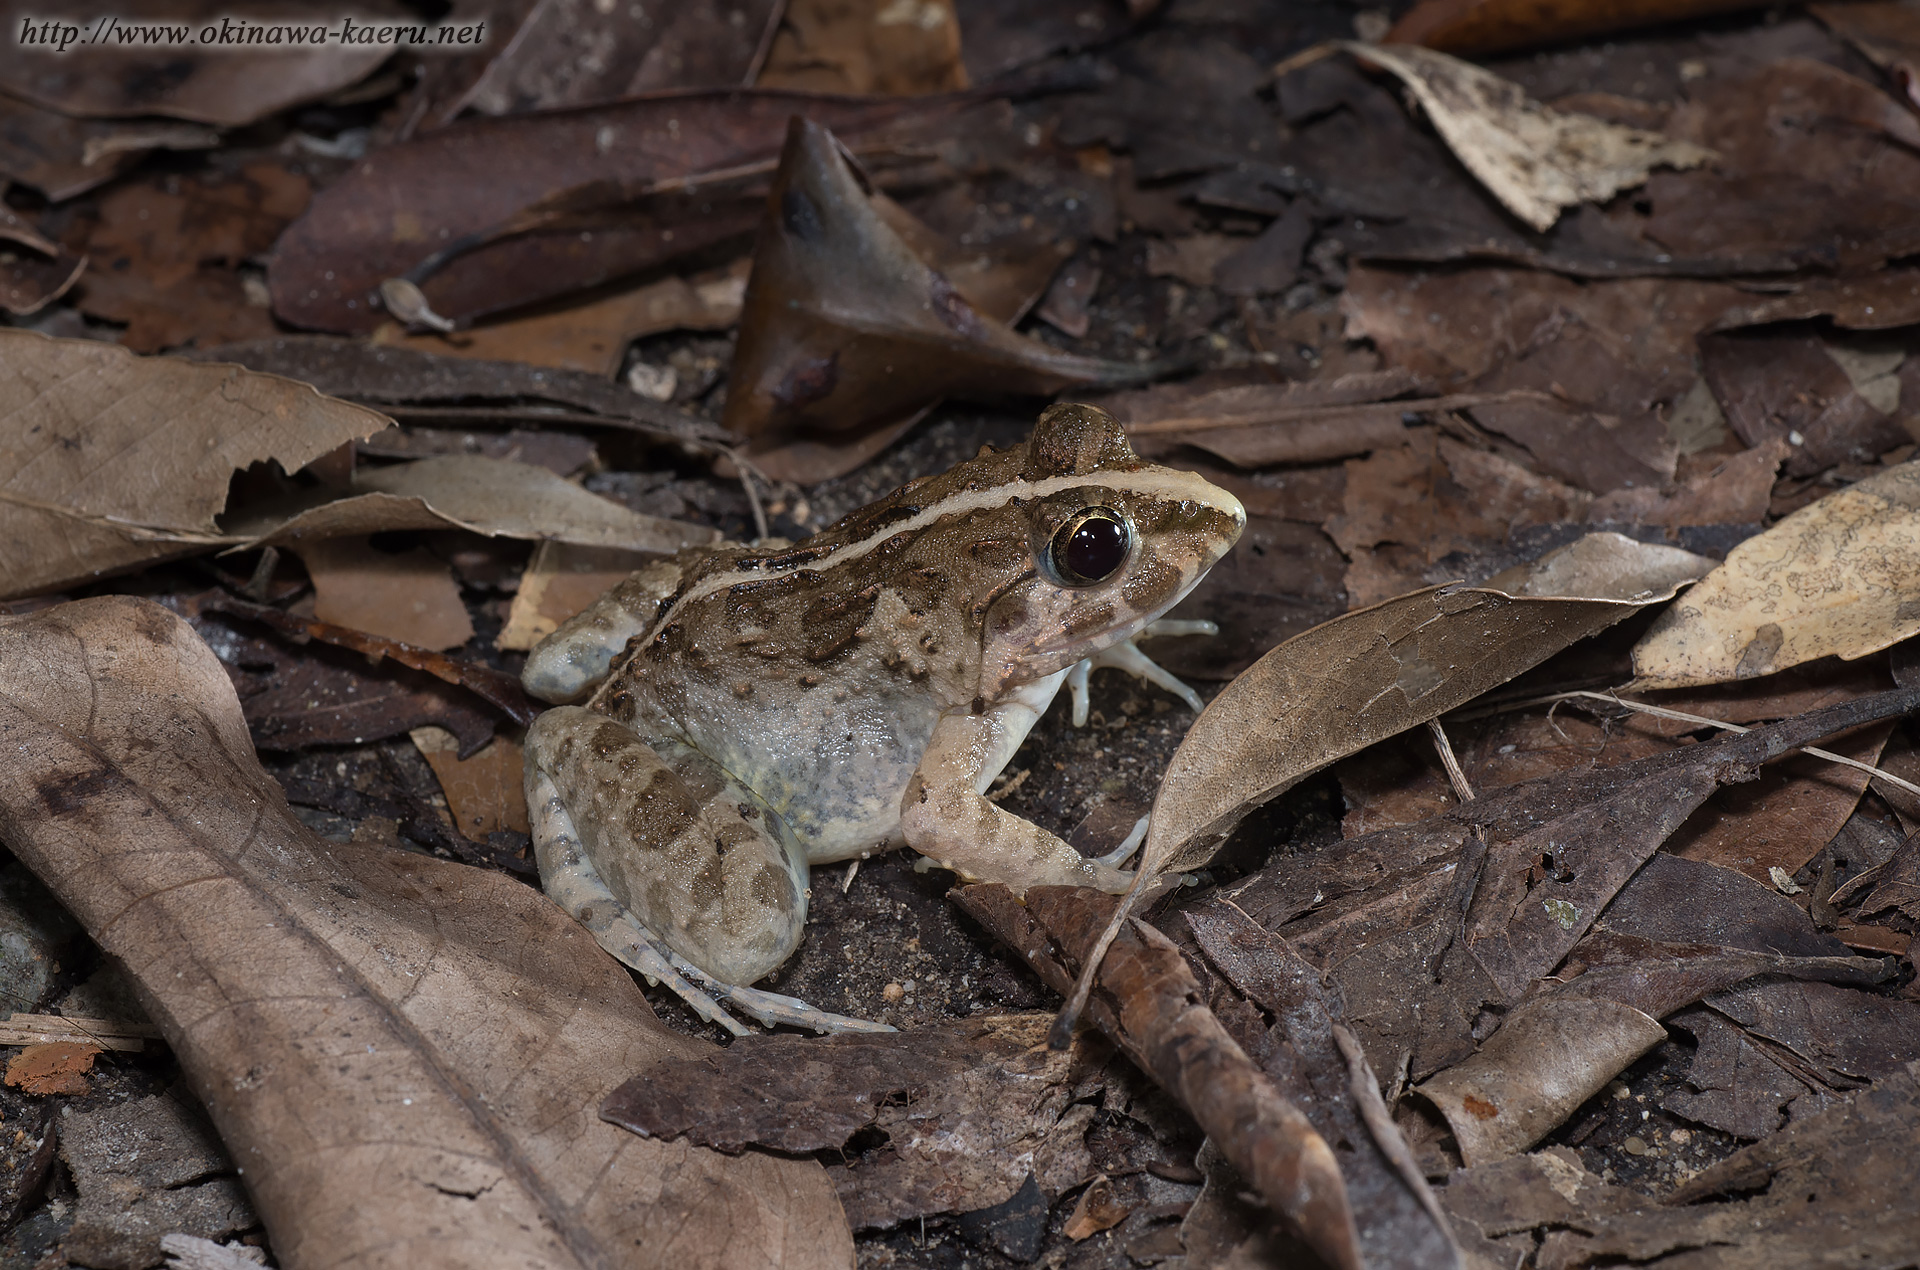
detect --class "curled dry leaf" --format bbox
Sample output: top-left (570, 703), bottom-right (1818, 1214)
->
top-left (1633, 461), bottom-right (1920, 688)
top-left (725, 119), bottom-right (1161, 482)
top-left (238, 454), bottom-right (718, 555)
top-left (0, 204), bottom-right (85, 317)
top-left (0, 330), bottom-right (389, 601)
top-left (603, 1013), bottom-right (1105, 1229)
top-left (1420, 997), bottom-right (1667, 1168)
top-left (0, 596), bottom-right (853, 1270)
top-left (1340, 42), bottom-right (1713, 233)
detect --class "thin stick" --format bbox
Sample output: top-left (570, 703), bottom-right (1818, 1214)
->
top-left (1120, 390), bottom-right (1556, 437)
top-left (1533, 689), bottom-right (1920, 799)
top-left (728, 449), bottom-right (773, 542)
top-left (1427, 718), bottom-right (1476, 802)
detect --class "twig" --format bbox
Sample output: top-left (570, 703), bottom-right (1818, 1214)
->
top-left (1531, 689), bottom-right (1920, 799)
top-left (729, 449), bottom-right (773, 542)
top-left (1427, 717), bottom-right (1476, 802)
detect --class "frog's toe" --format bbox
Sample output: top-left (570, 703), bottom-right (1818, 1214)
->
top-left (1068, 624), bottom-right (1217, 726)
top-left (1093, 815), bottom-right (1148, 870)
top-left (669, 959), bottom-right (897, 1034)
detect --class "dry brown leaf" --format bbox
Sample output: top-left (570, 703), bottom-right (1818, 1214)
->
top-left (410, 727), bottom-right (531, 839)
top-left (77, 161), bottom-right (310, 353)
top-left (297, 538), bottom-right (475, 652)
top-left (1589, 439), bottom-right (1788, 528)
top-left (1632, 461), bottom-right (1920, 687)
top-left (3, 1040), bottom-right (101, 1096)
top-left (0, 204), bottom-right (85, 317)
top-left (0, 329), bottom-right (390, 600)
top-left (1145, 583), bottom-right (1658, 878)
top-left (1340, 42), bottom-right (1713, 232)
top-left (1665, 723), bottom-right (1893, 884)
top-left (241, 455), bottom-right (717, 554)
top-left (0, 595), bottom-right (853, 1270)
top-left (1386, 0), bottom-right (1764, 56)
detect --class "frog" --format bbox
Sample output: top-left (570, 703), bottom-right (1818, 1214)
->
top-left (520, 403), bottom-right (1245, 1034)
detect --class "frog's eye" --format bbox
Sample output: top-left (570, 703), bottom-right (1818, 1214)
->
top-left (1050, 508), bottom-right (1131, 585)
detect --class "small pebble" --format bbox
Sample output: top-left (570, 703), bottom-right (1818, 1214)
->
top-left (882, 982), bottom-right (904, 1002)
top-left (1670, 1128), bottom-right (1692, 1144)
top-left (1624, 1136), bottom-right (1649, 1156)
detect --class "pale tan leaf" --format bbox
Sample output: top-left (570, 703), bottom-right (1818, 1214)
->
top-left (0, 596), bottom-right (853, 1270)
top-left (0, 329), bottom-right (390, 599)
top-left (1632, 462), bottom-right (1920, 688)
top-left (1482, 531), bottom-right (1714, 602)
top-left (1145, 586), bottom-right (1647, 874)
top-left (243, 454), bottom-right (718, 553)
top-left (1342, 43), bottom-right (1714, 232)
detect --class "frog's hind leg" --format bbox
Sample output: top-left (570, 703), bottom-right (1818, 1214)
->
top-left (525, 706), bottom-right (893, 1035)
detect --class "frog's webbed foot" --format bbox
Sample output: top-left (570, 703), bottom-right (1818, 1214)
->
top-left (1068, 619), bottom-right (1218, 727)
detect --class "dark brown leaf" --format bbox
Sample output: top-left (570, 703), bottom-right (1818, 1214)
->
top-left (0, 204), bottom-right (84, 317)
top-left (1700, 328), bottom-right (1912, 476)
top-left (197, 593), bottom-right (538, 733)
top-left (77, 161), bottom-right (310, 353)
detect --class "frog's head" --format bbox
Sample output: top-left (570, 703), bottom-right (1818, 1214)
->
top-left (977, 403), bottom-right (1244, 695)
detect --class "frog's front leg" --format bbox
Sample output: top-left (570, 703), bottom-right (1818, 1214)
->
top-left (899, 703), bottom-right (1133, 895)
top-left (525, 706), bottom-right (891, 1034)
top-left (1067, 619), bottom-right (1219, 727)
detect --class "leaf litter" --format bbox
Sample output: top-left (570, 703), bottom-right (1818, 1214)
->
top-left (7, 3), bottom-right (1920, 1266)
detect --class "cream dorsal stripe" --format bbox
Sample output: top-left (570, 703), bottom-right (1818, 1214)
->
top-left (647, 467), bottom-right (1240, 638)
